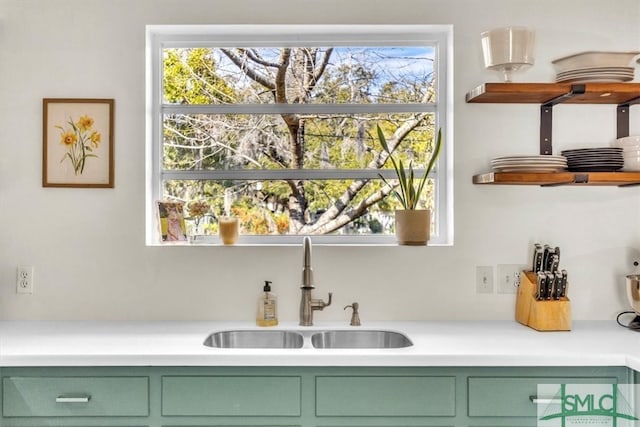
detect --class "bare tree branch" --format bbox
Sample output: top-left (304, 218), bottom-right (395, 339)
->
top-left (300, 181), bottom-right (395, 234)
top-left (274, 48), bottom-right (291, 104)
top-left (243, 48), bottom-right (280, 68)
top-left (220, 48), bottom-right (276, 90)
top-left (310, 48), bottom-right (333, 93)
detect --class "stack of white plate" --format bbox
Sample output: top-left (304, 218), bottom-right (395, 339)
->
top-left (552, 51), bottom-right (639, 83)
top-left (612, 136), bottom-right (640, 171)
top-left (491, 155), bottom-right (567, 173)
top-left (560, 148), bottom-right (623, 172)
top-left (555, 67), bottom-right (635, 83)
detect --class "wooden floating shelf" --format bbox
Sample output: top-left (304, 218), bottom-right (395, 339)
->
top-left (466, 82), bottom-right (640, 104)
top-left (467, 82), bottom-right (640, 187)
top-left (473, 171), bottom-right (640, 187)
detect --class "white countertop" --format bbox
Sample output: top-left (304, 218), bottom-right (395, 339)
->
top-left (1, 320), bottom-right (640, 369)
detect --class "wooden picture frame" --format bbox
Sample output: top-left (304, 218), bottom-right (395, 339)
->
top-left (43, 98), bottom-right (114, 188)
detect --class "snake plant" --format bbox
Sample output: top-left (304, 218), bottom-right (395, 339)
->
top-left (378, 125), bottom-right (443, 210)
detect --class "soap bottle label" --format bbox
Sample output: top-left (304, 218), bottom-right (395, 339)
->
top-left (263, 300), bottom-right (276, 321)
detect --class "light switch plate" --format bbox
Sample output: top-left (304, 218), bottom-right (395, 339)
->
top-left (476, 266), bottom-right (493, 294)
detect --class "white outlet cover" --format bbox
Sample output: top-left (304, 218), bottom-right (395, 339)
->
top-left (16, 265), bottom-right (34, 294)
top-left (497, 264), bottom-right (527, 294)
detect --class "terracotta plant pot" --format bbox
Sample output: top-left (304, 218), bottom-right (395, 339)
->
top-left (395, 209), bottom-right (430, 246)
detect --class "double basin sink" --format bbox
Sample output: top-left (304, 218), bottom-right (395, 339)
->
top-left (204, 329), bottom-right (413, 349)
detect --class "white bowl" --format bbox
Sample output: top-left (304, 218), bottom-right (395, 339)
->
top-left (552, 51), bottom-right (640, 74)
top-left (624, 151), bottom-right (640, 160)
top-left (614, 135), bottom-right (640, 148)
top-left (624, 158), bottom-right (640, 171)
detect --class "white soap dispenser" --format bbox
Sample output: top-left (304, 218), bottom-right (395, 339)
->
top-left (256, 280), bottom-right (278, 327)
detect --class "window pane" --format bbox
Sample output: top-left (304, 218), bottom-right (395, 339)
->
top-left (163, 178), bottom-right (435, 236)
top-left (162, 113), bottom-right (436, 171)
top-left (162, 47), bottom-right (436, 105)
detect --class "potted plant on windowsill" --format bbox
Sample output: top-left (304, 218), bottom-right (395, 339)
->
top-left (378, 125), bottom-right (443, 246)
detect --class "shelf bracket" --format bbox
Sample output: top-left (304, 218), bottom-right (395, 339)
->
top-left (617, 95), bottom-right (640, 139)
top-left (540, 173), bottom-right (588, 187)
top-left (618, 182), bottom-right (640, 188)
top-left (540, 84), bottom-right (586, 155)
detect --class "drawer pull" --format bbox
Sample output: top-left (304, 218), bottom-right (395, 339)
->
top-left (529, 395), bottom-right (561, 405)
top-left (55, 395), bottom-right (91, 403)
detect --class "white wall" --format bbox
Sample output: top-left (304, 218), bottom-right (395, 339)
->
top-left (0, 0), bottom-right (639, 321)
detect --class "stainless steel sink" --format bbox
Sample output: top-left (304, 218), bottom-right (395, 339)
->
top-left (310, 330), bottom-right (413, 349)
top-left (204, 330), bottom-right (304, 349)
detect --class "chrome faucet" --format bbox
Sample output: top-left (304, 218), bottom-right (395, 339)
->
top-left (300, 236), bottom-right (332, 326)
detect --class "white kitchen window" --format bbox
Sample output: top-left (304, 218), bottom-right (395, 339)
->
top-left (146, 25), bottom-right (452, 245)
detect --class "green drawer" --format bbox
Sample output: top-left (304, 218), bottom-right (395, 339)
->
top-left (3, 376), bottom-right (149, 417)
top-left (316, 376), bottom-right (455, 417)
top-left (468, 376), bottom-right (618, 417)
top-left (161, 376), bottom-right (301, 416)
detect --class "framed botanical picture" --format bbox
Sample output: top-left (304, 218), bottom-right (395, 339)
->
top-left (43, 98), bottom-right (114, 188)
top-left (156, 201), bottom-right (188, 242)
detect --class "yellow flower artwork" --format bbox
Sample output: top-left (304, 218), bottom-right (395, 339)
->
top-left (43, 98), bottom-right (114, 188)
top-left (55, 114), bottom-right (102, 176)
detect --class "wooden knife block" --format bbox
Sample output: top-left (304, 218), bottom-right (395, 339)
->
top-left (515, 271), bottom-right (571, 331)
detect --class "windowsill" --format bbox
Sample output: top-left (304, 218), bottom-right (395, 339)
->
top-left (147, 239), bottom-right (448, 248)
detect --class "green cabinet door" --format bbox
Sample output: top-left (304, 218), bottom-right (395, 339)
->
top-left (162, 375), bottom-right (301, 416)
top-left (316, 375), bottom-right (456, 417)
top-left (468, 375), bottom-right (619, 418)
top-left (3, 376), bottom-right (149, 417)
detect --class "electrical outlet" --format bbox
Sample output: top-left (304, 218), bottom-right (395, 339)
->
top-left (476, 266), bottom-right (493, 294)
top-left (16, 265), bottom-right (34, 294)
top-left (497, 264), bottom-right (527, 294)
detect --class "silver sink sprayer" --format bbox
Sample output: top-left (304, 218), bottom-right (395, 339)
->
top-left (299, 237), bottom-right (332, 326)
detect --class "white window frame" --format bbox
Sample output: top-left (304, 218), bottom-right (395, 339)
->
top-left (146, 24), bottom-right (453, 246)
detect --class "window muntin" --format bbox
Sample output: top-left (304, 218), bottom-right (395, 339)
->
top-left (147, 25), bottom-right (451, 245)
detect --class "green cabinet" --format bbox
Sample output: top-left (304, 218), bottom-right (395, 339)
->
top-left (162, 375), bottom-right (301, 416)
top-left (316, 375), bottom-right (455, 417)
top-left (468, 375), bottom-right (619, 418)
top-left (466, 369), bottom-right (628, 426)
top-left (3, 376), bottom-right (149, 417)
top-left (0, 365), bottom-right (633, 427)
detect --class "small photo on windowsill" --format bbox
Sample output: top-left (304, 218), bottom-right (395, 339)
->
top-left (156, 201), bottom-right (187, 243)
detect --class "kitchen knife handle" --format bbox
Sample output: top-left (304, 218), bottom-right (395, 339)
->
top-left (545, 272), bottom-right (554, 300)
top-left (560, 269), bottom-right (568, 298)
top-left (55, 395), bottom-right (91, 403)
top-left (542, 245), bottom-right (552, 271)
top-left (536, 272), bottom-right (545, 300)
top-left (533, 243), bottom-right (543, 272)
top-left (529, 395), bottom-right (562, 405)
